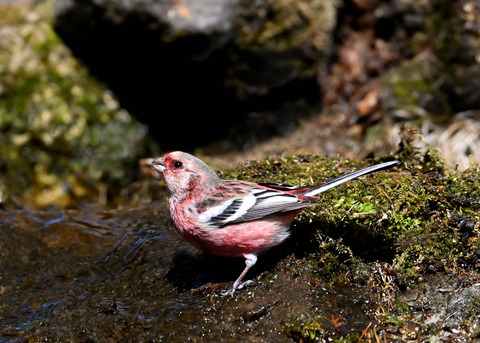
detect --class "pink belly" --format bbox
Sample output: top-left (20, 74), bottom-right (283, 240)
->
top-left (175, 212), bottom-right (298, 258)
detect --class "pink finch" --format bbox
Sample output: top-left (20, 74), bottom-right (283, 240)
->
top-left (151, 151), bottom-right (400, 295)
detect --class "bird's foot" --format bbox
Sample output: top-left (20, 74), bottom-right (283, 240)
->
top-left (220, 279), bottom-right (255, 297)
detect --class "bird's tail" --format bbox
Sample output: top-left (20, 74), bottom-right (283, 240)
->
top-left (303, 160), bottom-right (401, 197)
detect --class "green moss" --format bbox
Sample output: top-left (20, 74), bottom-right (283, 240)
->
top-left (379, 1), bottom-right (480, 124)
top-left (0, 2), bottom-right (157, 208)
top-left (237, 0), bottom-right (337, 51)
top-left (411, 2), bottom-right (476, 66)
top-left (283, 315), bottom-right (326, 342)
top-left (382, 54), bottom-right (451, 116)
top-left (227, 0), bottom-right (338, 99)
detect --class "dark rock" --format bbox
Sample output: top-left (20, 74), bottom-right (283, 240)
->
top-left (53, 0), bottom-right (338, 150)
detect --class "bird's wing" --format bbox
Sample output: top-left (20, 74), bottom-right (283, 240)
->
top-left (195, 182), bottom-right (315, 227)
top-left (194, 160), bottom-right (401, 227)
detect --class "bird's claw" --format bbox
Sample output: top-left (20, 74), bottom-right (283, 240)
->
top-left (220, 279), bottom-right (255, 297)
top-left (220, 288), bottom-right (235, 297)
top-left (238, 279), bottom-right (255, 289)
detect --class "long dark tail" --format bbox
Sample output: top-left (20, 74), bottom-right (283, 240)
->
top-left (304, 160), bottom-right (401, 196)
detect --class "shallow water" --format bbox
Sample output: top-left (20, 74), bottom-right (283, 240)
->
top-left (0, 203), bottom-right (386, 341)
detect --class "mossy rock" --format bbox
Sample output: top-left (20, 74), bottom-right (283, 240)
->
top-left (218, 147), bottom-right (479, 340)
top-left (0, 2), bottom-right (157, 208)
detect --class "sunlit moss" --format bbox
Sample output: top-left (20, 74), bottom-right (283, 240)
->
top-left (0, 2), bottom-right (157, 208)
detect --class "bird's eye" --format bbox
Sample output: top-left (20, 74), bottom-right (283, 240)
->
top-left (172, 161), bottom-right (183, 169)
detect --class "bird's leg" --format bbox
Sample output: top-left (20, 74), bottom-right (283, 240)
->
top-left (221, 254), bottom-right (257, 296)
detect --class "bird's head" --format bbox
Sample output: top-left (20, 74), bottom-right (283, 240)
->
top-left (151, 151), bottom-right (221, 199)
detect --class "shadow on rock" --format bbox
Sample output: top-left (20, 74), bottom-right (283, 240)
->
top-left (165, 220), bottom-right (320, 293)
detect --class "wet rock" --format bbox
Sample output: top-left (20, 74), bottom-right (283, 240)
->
top-left (0, 152), bottom-right (479, 341)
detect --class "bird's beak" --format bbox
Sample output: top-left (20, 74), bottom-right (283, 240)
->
top-left (151, 157), bottom-right (166, 174)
